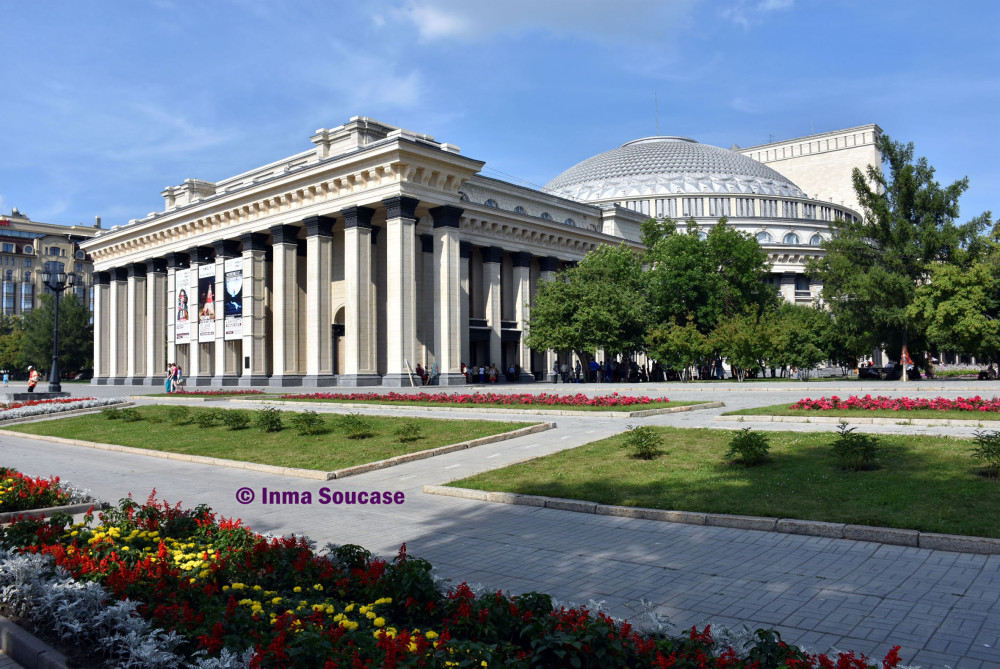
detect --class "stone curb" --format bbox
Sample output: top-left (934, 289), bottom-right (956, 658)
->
top-left (715, 414), bottom-right (996, 428)
top-left (0, 615), bottom-right (68, 669)
top-left (234, 399), bottom-right (723, 418)
top-left (422, 485), bottom-right (1000, 555)
top-left (0, 502), bottom-right (108, 525)
top-left (2, 422), bottom-right (555, 482)
top-left (0, 401), bottom-right (133, 427)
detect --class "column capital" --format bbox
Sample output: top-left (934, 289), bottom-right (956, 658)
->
top-left (94, 271), bottom-right (111, 286)
top-left (303, 215), bottom-right (335, 238)
top-left (269, 224), bottom-right (299, 245)
top-left (341, 205), bottom-right (375, 229)
top-left (187, 246), bottom-right (214, 265)
top-left (512, 251), bottom-right (532, 268)
top-left (165, 252), bottom-right (189, 269)
top-left (539, 256), bottom-right (560, 273)
top-left (482, 246), bottom-right (503, 264)
top-left (240, 232), bottom-right (269, 252)
top-left (145, 258), bottom-right (167, 274)
top-left (460, 241), bottom-right (472, 259)
top-left (111, 267), bottom-right (129, 283)
top-left (212, 239), bottom-right (240, 258)
top-left (420, 233), bottom-right (434, 254)
top-left (127, 262), bottom-right (147, 278)
top-left (382, 195), bottom-right (419, 221)
top-left (430, 205), bottom-right (463, 228)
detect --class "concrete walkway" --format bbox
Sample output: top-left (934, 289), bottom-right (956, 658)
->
top-left (3, 379), bottom-right (1000, 668)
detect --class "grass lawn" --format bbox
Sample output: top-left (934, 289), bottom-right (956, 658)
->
top-left (267, 395), bottom-right (706, 412)
top-left (450, 427), bottom-right (1000, 537)
top-left (3, 405), bottom-right (533, 471)
top-left (724, 403), bottom-right (1000, 422)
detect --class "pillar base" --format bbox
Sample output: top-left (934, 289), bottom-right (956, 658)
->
top-left (268, 375), bottom-right (304, 387)
top-left (239, 375), bottom-right (270, 387)
top-left (212, 375), bottom-right (240, 387)
top-left (302, 374), bottom-right (338, 387)
top-left (90, 378), bottom-right (107, 385)
top-left (337, 374), bottom-right (382, 387)
top-left (381, 373), bottom-right (418, 388)
top-left (122, 376), bottom-right (146, 386)
top-left (518, 372), bottom-right (537, 383)
top-left (109, 377), bottom-right (127, 386)
top-left (436, 373), bottom-right (469, 386)
top-left (186, 376), bottom-right (214, 387)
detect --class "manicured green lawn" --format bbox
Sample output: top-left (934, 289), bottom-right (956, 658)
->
top-left (3, 406), bottom-right (533, 471)
top-left (451, 427), bottom-right (1000, 537)
top-left (725, 404), bottom-right (1000, 421)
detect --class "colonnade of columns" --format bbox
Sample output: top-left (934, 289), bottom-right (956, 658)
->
top-left (93, 198), bottom-right (566, 387)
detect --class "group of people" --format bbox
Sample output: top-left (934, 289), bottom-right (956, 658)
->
top-left (460, 362), bottom-right (502, 384)
top-left (164, 363), bottom-right (185, 393)
top-left (413, 362), bottom-right (438, 386)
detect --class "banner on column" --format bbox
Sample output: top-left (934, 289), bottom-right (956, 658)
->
top-left (197, 263), bottom-right (216, 342)
top-left (223, 257), bottom-right (243, 341)
top-left (175, 268), bottom-right (191, 343)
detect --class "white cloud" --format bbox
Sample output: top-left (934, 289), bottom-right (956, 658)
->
top-left (719, 0), bottom-right (794, 28)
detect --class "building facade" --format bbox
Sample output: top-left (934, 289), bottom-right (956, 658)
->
top-left (82, 117), bottom-right (875, 387)
top-left (0, 209), bottom-right (99, 316)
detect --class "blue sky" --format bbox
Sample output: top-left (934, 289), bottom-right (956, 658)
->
top-left (1, 0), bottom-right (997, 228)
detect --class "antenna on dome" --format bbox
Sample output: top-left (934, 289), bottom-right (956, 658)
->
top-left (654, 92), bottom-right (659, 136)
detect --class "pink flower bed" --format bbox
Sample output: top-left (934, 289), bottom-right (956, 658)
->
top-left (791, 395), bottom-right (1000, 412)
top-left (0, 397), bottom-right (97, 413)
top-left (280, 391), bottom-right (665, 407)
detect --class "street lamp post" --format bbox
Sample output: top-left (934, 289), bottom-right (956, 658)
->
top-left (40, 270), bottom-right (76, 394)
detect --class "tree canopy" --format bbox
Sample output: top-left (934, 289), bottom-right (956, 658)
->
top-left (20, 293), bottom-right (94, 375)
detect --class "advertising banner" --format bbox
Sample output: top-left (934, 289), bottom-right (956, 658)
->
top-left (175, 268), bottom-right (190, 343)
top-left (197, 263), bottom-right (216, 342)
top-left (223, 257), bottom-right (243, 341)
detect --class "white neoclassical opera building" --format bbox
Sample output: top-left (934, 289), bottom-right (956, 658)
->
top-left (83, 117), bottom-right (881, 387)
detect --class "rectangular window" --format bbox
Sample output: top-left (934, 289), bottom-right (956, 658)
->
top-left (709, 197), bottom-right (731, 217)
top-left (656, 198), bottom-right (678, 218)
top-left (20, 283), bottom-right (33, 313)
top-left (25, 259), bottom-right (31, 267)
top-left (682, 198), bottom-right (704, 217)
top-left (782, 201), bottom-right (797, 218)
top-left (1, 243), bottom-right (12, 253)
top-left (760, 199), bottom-right (778, 217)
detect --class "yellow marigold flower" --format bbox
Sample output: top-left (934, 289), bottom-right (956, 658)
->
top-left (365, 611), bottom-right (376, 620)
top-left (333, 613), bottom-right (345, 623)
top-left (271, 597), bottom-right (282, 605)
top-left (373, 617), bottom-right (386, 628)
top-left (425, 631), bottom-right (438, 640)
top-left (313, 584), bottom-right (323, 591)
top-left (293, 586), bottom-right (302, 593)
top-left (325, 606), bottom-right (335, 615)
top-left (253, 585), bottom-right (262, 591)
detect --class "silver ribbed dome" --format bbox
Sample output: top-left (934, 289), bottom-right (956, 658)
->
top-left (545, 136), bottom-right (805, 200)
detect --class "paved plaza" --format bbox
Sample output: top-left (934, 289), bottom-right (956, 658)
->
top-left (3, 379), bottom-right (1000, 668)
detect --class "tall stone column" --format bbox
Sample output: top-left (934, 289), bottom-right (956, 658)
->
top-left (165, 252), bottom-right (188, 374)
top-left (459, 242), bottom-right (471, 369)
top-left (268, 225), bottom-right (301, 386)
top-left (92, 272), bottom-right (110, 384)
top-left (303, 216), bottom-right (335, 386)
top-left (144, 258), bottom-right (166, 385)
top-left (382, 195), bottom-right (419, 387)
top-left (430, 206), bottom-right (464, 385)
top-left (238, 233), bottom-right (269, 385)
top-left (108, 267), bottom-right (128, 384)
top-left (512, 251), bottom-right (534, 382)
top-left (539, 256), bottom-right (559, 382)
top-left (124, 263), bottom-right (147, 384)
top-left (212, 240), bottom-right (240, 386)
top-left (483, 246), bottom-right (503, 370)
top-left (340, 206), bottom-right (379, 386)
top-left (187, 246), bottom-right (215, 386)
top-left (418, 233), bottom-right (435, 371)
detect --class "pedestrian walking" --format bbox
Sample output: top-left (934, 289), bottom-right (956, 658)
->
top-left (27, 366), bottom-right (40, 393)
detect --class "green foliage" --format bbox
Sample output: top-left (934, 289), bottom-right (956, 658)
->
top-left (253, 407), bottom-right (283, 433)
top-left (20, 293), bottom-right (93, 374)
top-left (710, 307), bottom-right (769, 381)
top-left (165, 406), bottom-right (191, 425)
top-left (0, 315), bottom-right (25, 373)
top-left (335, 412), bottom-right (374, 439)
top-left (117, 407), bottom-right (142, 423)
top-left (765, 304), bottom-right (829, 378)
top-left (832, 422), bottom-right (881, 471)
top-left (101, 406), bottom-right (120, 420)
top-left (622, 425), bottom-right (663, 460)
top-left (194, 408), bottom-right (224, 428)
top-left (290, 410), bottom-right (325, 436)
top-left (725, 428), bottom-right (770, 466)
top-left (220, 410), bottom-right (250, 431)
top-left (646, 317), bottom-right (711, 381)
top-left (394, 419), bottom-right (424, 443)
top-left (971, 429), bottom-right (1000, 477)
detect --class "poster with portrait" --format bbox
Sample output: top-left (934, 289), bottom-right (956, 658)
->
top-left (175, 268), bottom-right (191, 343)
top-left (223, 257), bottom-right (243, 341)
top-left (197, 263), bottom-right (216, 342)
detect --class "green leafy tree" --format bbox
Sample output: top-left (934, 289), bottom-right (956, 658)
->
top-left (808, 134), bottom-right (990, 374)
top-left (818, 310), bottom-right (870, 376)
top-left (646, 317), bottom-right (711, 381)
top-left (766, 304), bottom-right (828, 379)
top-left (0, 315), bottom-right (25, 374)
top-left (20, 293), bottom-right (93, 376)
top-left (526, 243), bottom-right (649, 362)
top-left (710, 307), bottom-right (770, 382)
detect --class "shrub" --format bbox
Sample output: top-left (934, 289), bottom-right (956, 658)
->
top-left (165, 406), bottom-right (191, 425)
top-left (972, 429), bottom-right (1000, 477)
top-left (290, 410), bottom-right (325, 436)
top-left (220, 410), bottom-right (250, 431)
top-left (117, 407), bottom-right (143, 423)
top-left (101, 406), bottom-right (120, 420)
top-left (726, 428), bottom-right (770, 466)
top-left (335, 413), bottom-right (374, 440)
top-left (254, 407), bottom-right (283, 433)
top-left (194, 408), bottom-right (224, 429)
top-left (832, 422), bottom-right (881, 471)
top-left (394, 419), bottom-right (423, 443)
top-left (622, 425), bottom-right (662, 460)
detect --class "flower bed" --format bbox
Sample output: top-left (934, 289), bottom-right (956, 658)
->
top-left (0, 397), bottom-right (127, 421)
top-left (279, 391), bottom-right (665, 408)
top-left (0, 493), bottom-right (900, 668)
top-left (791, 395), bottom-right (1000, 412)
top-left (0, 467), bottom-right (74, 512)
